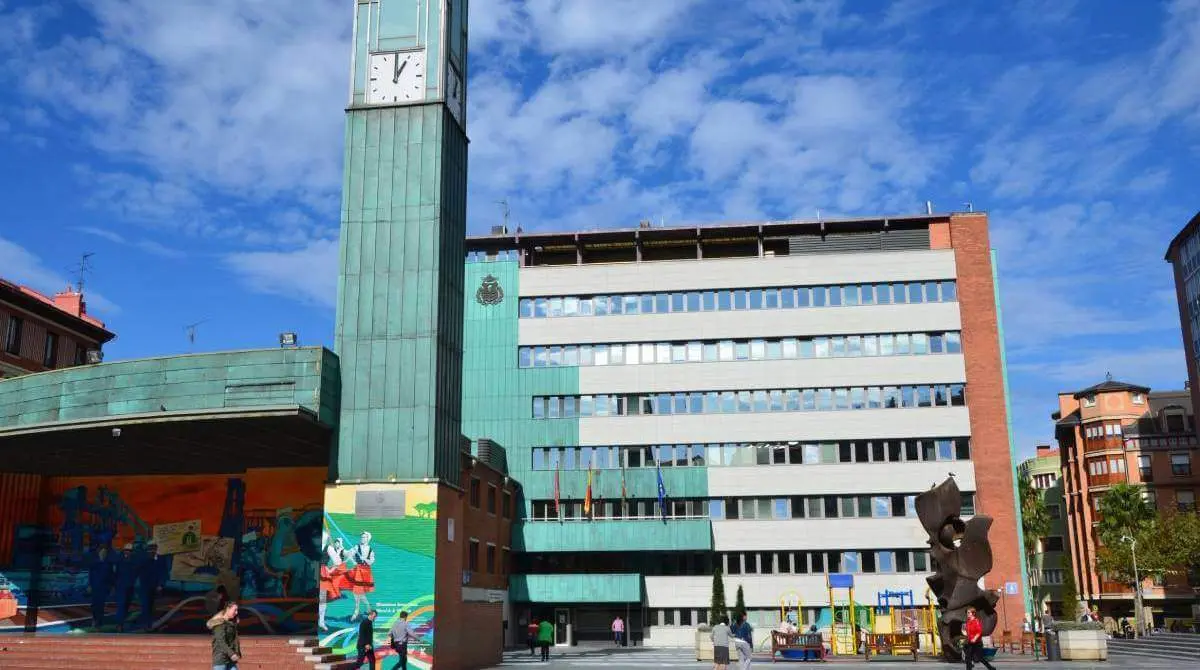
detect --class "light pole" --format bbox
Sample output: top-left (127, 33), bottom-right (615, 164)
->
top-left (1122, 535), bottom-right (1141, 639)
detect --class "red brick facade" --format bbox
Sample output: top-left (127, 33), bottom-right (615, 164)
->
top-left (947, 213), bottom-right (1026, 633)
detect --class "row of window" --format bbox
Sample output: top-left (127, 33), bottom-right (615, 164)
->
top-left (517, 331), bottom-right (963, 368)
top-left (1084, 423), bottom-right (1124, 439)
top-left (651, 608), bottom-right (828, 629)
top-left (3, 315), bottom-right (87, 367)
top-left (1030, 473), bottom-right (1058, 490)
top-left (465, 538), bottom-right (510, 576)
top-left (514, 549), bottom-right (934, 579)
top-left (530, 438), bottom-right (973, 471)
top-left (467, 477), bottom-right (514, 518)
top-left (519, 280), bottom-right (959, 319)
top-left (526, 493), bottom-right (977, 522)
top-left (532, 384), bottom-right (967, 419)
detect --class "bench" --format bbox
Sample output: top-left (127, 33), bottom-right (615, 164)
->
top-left (863, 633), bottom-right (918, 661)
top-left (771, 631), bottom-right (825, 662)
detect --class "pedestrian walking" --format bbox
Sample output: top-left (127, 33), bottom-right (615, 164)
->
top-left (113, 544), bottom-right (138, 632)
top-left (963, 607), bottom-right (995, 670)
top-left (731, 614), bottom-right (753, 670)
top-left (137, 542), bottom-right (167, 630)
top-left (528, 619), bottom-right (542, 657)
top-left (387, 610), bottom-right (421, 670)
top-left (710, 616), bottom-right (731, 670)
top-left (356, 609), bottom-right (378, 668)
top-left (537, 617), bottom-right (554, 662)
top-left (207, 601), bottom-right (242, 670)
top-left (612, 616), bottom-right (625, 646)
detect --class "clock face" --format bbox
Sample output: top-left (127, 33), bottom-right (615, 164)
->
top-left (368, 51), bottom-right (426, 105)
top-left (446, 66), bottom-right (465, 128)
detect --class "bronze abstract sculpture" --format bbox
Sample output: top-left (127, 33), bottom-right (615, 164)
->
top-left (915, 476), bottom-right (998, 661)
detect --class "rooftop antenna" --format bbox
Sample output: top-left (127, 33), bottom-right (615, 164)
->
top-left (184, 320), bottom-right (209, 351)
top-left (72, 253), bottom-right (95, 293)
top-left (925, 201), bottom-right (934, 215)
top-left (496, 199), bottom-right (510, 232)
top-left (964, 202), bottom-right (974, 213)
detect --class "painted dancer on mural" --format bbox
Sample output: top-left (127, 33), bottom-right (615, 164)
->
top-left (87, 545), bottom-right (114, 628)
top-left (319, 534), bottom-right (349, 631)
top-left (347, 531), bottom-right (376, 621)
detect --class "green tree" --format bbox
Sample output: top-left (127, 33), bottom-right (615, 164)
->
top-left (1019, 473), bottom-right (1052, 613)
top-left (1098, 509), bottom-right (1200, 583)
top-left (733, 584), bottom-right (747, 624)
top-left (710, 569), bottom-right (728, 624)
top-left (1059, 550), bottom-right (1079, 621)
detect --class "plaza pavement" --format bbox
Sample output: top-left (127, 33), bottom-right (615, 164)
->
top-left (489, 646), bottom-right (1176, 669)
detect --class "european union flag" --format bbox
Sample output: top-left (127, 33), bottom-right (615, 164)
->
top-left (656, 462), bottom-right (667, 522)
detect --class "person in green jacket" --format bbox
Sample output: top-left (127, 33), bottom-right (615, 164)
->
top-left (207, 601), bottom-right (242, 670)
top-left (537, 617), bottom-right (555, 662)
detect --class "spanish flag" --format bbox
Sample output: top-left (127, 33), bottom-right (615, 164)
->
top-left (583, 464), bottom-right (595, 518)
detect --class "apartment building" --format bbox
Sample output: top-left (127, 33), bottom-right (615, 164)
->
top-left (460, 212), bottom-right (1025, 647)
top-left (0, 279), bottom-right (114, 378)
top-left (1165, 211), bottom-right (1200, 435)
top-left (1053, 380), bottom-right (1199, 619)
top-left (1017, 445), bottom-right (1068, 616)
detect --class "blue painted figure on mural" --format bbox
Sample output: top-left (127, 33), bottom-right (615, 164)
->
top-left (87, 545), bottom-right (114, 628)
top-left (136, 542), bottom-right (168, 630)
top-left (266, 509), bottom-right (323, 598)
top-left (113, 544), bottom-right (138, 632)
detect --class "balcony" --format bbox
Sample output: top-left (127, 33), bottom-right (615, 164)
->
top-left (510, 573), bottom-right (642, 603)
top-left (1087, 472), bottom-right (1126, 489)
top-left (1084, 437), bottom-right (1124, 454)
top-left (513, 518), bottom-right (713, 553)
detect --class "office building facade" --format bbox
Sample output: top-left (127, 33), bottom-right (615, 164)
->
top-left (461, 212), bottom-right (1026, 646)
top-left (1165, 211), bottom-right (1200, 435)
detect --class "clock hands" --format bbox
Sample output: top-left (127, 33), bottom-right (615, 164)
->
top-left (393, 58), bottom-right (407, 84)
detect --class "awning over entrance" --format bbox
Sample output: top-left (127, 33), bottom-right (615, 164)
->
top-left (0, 347), bottom-right (338, 475)
top-left (510, 573), bottom-right (642, 603)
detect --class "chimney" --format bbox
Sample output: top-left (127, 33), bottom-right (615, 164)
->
top-left (53, 287), bottom-right (86, 318)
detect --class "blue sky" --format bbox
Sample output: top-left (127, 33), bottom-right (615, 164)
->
top-left (1, 0), bottom-right (1197, 460)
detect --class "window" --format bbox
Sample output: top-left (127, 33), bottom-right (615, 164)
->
top-left (468, 539), bottom-right (480, 572)
top-left (469, 477), bottom-right (481, 508)
top-left (503, 491), bottom-right (513, 518)
top-left (1138, 454), bottom-right (1153, 481)
top-left (42, 332), bottom-right (58, 367)
top-left (1132, 392), bottom-right (1145, 405)
top-left (3, 316), bottom-right (21, 355)
top-left (486, 544), bottom-right (497, 573)
top-left (1041, 569), bottom-right (1064, 585)
top-left (1165, 411), bottom-right (1187, 433)
top-left (74, 343), bottom-right (87, 366)
top-left (487, 484), bottom-right (497, 514)
top-left (1179, 490), bottom-right (1196, 512)
top-left (1042, 536), bottom-right (1064, 552)
top-left (1171, 453), bottom-right (1192, 477)
top-left (1047, 504), bottom-right (1060, 520)
top-left (1082, 395), bottom-right (1097, 408)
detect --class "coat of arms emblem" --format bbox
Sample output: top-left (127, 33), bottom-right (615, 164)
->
top-left (476, 275), bottom-right (504, 306)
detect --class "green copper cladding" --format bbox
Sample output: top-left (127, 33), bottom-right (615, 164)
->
top-left (334, 0), bottom-right (468, 482)
top-left (510, 574), bottom-right (642, 604)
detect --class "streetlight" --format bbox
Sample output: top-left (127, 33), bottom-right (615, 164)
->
top-left (1121, 535), bottom-right (1141, 639)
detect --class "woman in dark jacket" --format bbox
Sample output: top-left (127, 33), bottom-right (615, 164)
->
top-left (207, 602), bottom-right (242, 670)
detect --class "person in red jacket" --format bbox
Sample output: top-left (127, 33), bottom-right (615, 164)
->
top-left (964, 608), bottom-right (995, 670)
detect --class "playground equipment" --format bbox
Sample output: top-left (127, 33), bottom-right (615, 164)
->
top-left (827, 574), bottom-right (869, 655)
top-left (863, 590), bottom-right (922, 661)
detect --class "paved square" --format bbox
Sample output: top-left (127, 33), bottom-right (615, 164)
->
top-left (489, 647), bottom-right (1175, 670)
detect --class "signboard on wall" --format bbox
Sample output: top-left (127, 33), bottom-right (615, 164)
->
top-left (356, 490), bottom-right (406, 518)
top-left (152, 519), bottom-right (202, 555)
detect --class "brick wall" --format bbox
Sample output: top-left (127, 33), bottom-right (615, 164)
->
top-left (460, 460), bottom-right (515, 590)
top-left (948, 213), bottom-right (1026, 632)
top-left (929, 220), bottom-right (952, 249)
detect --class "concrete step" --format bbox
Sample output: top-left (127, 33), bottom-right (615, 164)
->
top-left (1108, 646), bottom-right (1200, 662)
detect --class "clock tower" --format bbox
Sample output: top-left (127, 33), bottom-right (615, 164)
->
top-left (334, 0), bottom-right (469, 483)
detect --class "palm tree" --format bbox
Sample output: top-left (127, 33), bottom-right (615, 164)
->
top-left (1096, 484), bottom-right (1154, 546)
top-left (1019, 473), bottom-right (1052, 611)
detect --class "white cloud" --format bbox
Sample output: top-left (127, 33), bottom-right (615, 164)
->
top-left (0, 236), bottom-right (120, 314)
top-left (224, 239), bottom-right (339, 309)
top-left (75, 226), bottom-right (186, 259)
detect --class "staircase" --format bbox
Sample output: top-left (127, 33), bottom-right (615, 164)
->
top-left (1108, 631), bottom-right (1200, 663)
top-left (0, 634), bottom-right (357, 670)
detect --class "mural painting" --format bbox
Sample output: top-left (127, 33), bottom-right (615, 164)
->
top-left (0, 467), bottom-right (325, 635)
top-left (321, 483), bottom-right (437, 670)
